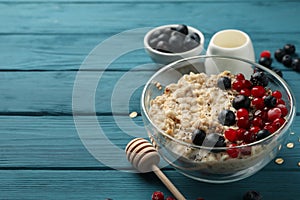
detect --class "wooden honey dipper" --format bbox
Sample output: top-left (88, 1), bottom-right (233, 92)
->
top-left (125, 138), bottom-right (186, 200)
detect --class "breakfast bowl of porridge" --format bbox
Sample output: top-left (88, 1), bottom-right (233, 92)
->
top-left (141, 55), bottom-right (296, 183)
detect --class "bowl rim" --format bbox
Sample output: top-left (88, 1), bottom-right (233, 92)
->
top-left (143, 24), bottom-right (205, 57)
top-left (141, 55), bottom-right (296, 150)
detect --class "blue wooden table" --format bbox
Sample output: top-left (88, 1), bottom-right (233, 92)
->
top-left (1, 0), bottom-right (300, 199)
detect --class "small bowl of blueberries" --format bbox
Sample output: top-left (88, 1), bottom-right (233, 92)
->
top-left (144, 24), bottom-right (205, 64)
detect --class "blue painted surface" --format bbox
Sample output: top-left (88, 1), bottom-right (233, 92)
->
top-left (0, 1), bottom-right (299, 199)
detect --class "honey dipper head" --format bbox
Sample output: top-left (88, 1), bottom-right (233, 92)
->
top-left (125, 138), bottom-right (160, 173)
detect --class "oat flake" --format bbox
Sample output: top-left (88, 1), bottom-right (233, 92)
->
top-left (298, 162), bottom-right (300, 167)
top-left (287, 142), bottom-right (294, 149)
top-left (275, 158), bottom-right (284, 165)
top-left (129, 111), bottom-right (138, 118)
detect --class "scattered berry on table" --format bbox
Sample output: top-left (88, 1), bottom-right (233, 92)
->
top-left (274, 48), bottom-right (286, 62)
top-left (217, 76), bottom-right (231, 90)
top-left (165, 196), bottom-right (176, 200)
top-left (218, 109), bottom-right (236, 126)
top-left (291, 58), bottom-right (300, 72)
top-left (243, 190), bottom-right (262, 200)
top-left (258, 56), bottom-right (272, 68)
top-left (282, 54), bottom-right (293, 67)
top-left (192, 129), bottom-right (206, 145)
top-left (272, 68), bottom-right (283, 77)
top-left (283, 43), bottom-right (296, 55)
top-left (260, 50), bottom-right (271, 58)
top-left (151, 191), bottom-right (164, 200)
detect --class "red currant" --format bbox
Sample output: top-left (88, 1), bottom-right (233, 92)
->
top-left (152, 191), bottom-right (164, 200)
top-left (252, 117), bottom-right (263, 128)
top-left (264, 124), bottom-right (276, 133)
top-left (268, 108), bottom-right (282, 121)
top-left (165, 197), bottom-right (176, 200)
top-left (276, 104), bottom-right (288, 117)
top-left (272, 118), bottom-right (286, 130)
top-left (240, 88), bottom-right (251, 96)
top-left (250, 126), bottom-right (261, 135)
top-left (272, 90), bottom-right (282, 99)
top-left (236, 128), bottom-right (247, 141)
top-left (251, 86), bottom-right (265, 98)
top-left (227, 143), bottom-right (239, 158)
top-left (237, 108), bottom-right (249, 119)
top-left (237, 117), bottom-right (250, 129)
top-left (254, 109), bottom-right (268, 121)
top-left (240, 144), bottom-right (252, 155)
top-left (252, 98), bottom-right (265, 109)
top-left (242, 131), bottom-right (256, 143)
top-left (224, 128), bottom-right (237, 142)
top-left (243, 80), bottom-right (252, 89)
top-left (260, 50), bottom-right (271, 58)
top-left (236, 73), bottom-right (245, 81)
top-left (232, 80), bottom-right (244, 91)
top-left (277, 98), bottom-right (286, 105)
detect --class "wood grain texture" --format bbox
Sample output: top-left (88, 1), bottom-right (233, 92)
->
top-left (0, 169), bottom-right (299, 200)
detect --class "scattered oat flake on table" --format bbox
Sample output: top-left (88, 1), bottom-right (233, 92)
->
top-left (129, 111), bottom-right (138, 118)
top-left (290, 132), bottom-right (295, 135)
top-left (298, 162), bottom-right (300, 167)
top-left (275, 158), bottom-right (284, 165)
top-left (286, 142), bottom-right (294, 149)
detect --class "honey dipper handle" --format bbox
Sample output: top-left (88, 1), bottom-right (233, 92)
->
top-left (152, 165), bottom-right (186, 200)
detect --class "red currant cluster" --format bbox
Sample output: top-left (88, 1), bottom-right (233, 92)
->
top-left (223, 72), bottom-right (288, 158)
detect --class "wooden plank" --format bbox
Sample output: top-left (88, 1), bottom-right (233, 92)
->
top-left (0, 2), bottom-right (299, 34)
top-left (0, 169), bottom-right (299, 200)
top-left (0, 71), bottom-right (299, 114)
top-left (0, 33), bottom-right (300, 71)
top-left (0, 115), bottom-right (299, 169)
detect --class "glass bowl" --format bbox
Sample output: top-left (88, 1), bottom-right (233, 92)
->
top-left (141, 55), bottom-right (296, 183)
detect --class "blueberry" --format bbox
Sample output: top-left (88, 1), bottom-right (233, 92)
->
top-left (162, 27), bottom-right (173, 36)
top-left (283, 43), bottom-right (296, 55)
top-left (243, 190), bottom-right (262, 200)
top-left (218, 109), bottom-right (236, 126)
top-left (274, 48), bottom-right (286, 62)
top-left (291, 58), bottom-right (300, 72)
top-left (217, 76), bottom-right (231, 90)
top-left (149, 38), bottom-right (160, 48)
top-left (232, 95), bottom-right (251, 110)
top-left (172, 24), bottom-right (189, 35)
top-left (183, 36), bottom-right (199, 51)
top-left (155, 41), bottom-right (170, 53)
top-left (282, 54), bottom-right (292, 67)
top-left (258, 57), bottom-right (272, 68)
top-left (272, 68), bottom-right (283, 77)
top-left (189, 32), bottom-right (200, 43)
top-left (264, 95), bottom-right (277, 108)
top-left (168, 35), bottom-right (184, 53)
top-left (250, 71), bottom-right (269, 87)
top-left (192, 129), bottom-right (206, 145)
top-left (157, 33), bottom-right (169, 42)
top-left (256, 129), bottom-right (271, 141)
top-left (150, 29), bottom-right (162, 40)
top-left (205, 133), bottom-right (226, 152)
